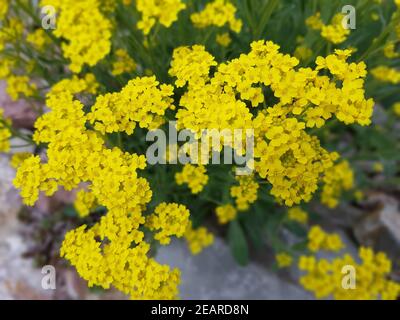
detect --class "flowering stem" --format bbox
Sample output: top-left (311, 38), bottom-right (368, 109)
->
top-left (358, 13), bottom-right (400, 62)
top-left (0, 119), bottom-right (34, 144)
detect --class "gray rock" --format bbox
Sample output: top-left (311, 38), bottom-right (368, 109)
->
top-left (354, 193), bottom-right (400, 262)
top-left (157, 237), bottom-right (312, 300)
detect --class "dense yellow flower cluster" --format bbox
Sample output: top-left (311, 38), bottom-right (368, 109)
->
top-left (307, 226), bottom-right (344, 252)
top-left (169, 45), bottom-right (217, 89)
top-left (393, 102), bottom-right (400, 116)
top-left (13, 88), bottom-right (187, 299)
top-left (216, 32), bottom-right (232, 47)
top-left (112, 49), bottom-right (137, 76)
top-left (321, 14), bottom-right (350, 44)
top-left (191, 0), bottom-right (242, 33)
top-left (371, 66), bottom-right (400, 84)
top-left (136, 0), bottom-right (186, 35)
top-left (49, 74), bottom-right (99, 96)
top-left (40, 0), bottom-right (112, 73)
top-left (74, 189), bottom-right (97, 218)
top-left (230, 175), bottom-right (259, 211)
top-left (254, 114), bottom-right (338, 206)
top-left (0, 17), bottom-right (23, 51)
top-left (294, 45), bottom-right (313, 61)
top-left (26, 29), bottom-right (49, 51)
top-left (61, 226), bottom-right (181, 299)
top-left (383, 41), bottom-right (400, 58)
top-left (314, 50), bottom-right (373, 125)
top-left (0, 0), bottom-right (9, 20)
top-left (146, 202), bottom-right (190, 245)
top-left (184, 221), bottom-right (214, 255)
top-left (287, 207), bottom-right (308, 224)
top-left (5, 76), bottom-right (37, 101)
top-left (88, 76), bottom-right (174, 134)
top-left (307, 12), bottom-right (350, 44)
top-left (175, 164), bottom-right (209, 194)
top-left (0, 57), bottom-right (14, 79)
top-left (0, 108), bottom-right (11, 152)
top-left (306, 12), bottom-right (324, 30)
top-left (169, 42), bottom-right (373, 207)
top-left (276, 252), bottom-right (293, 268)
top-left (321, 160), bottom-right (354, 208)
top-left (299, 247), bottom-right (400, 299)
top-left (10, 152), bottom-right (32, 169)
top-left (215, 204), bottom-right (237, 224)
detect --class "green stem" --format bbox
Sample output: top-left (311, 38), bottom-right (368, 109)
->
top-left (15, 0), bottom-right (60, 45)
top-left (358, 13), bottom-right (400, 62)
top-left (254, 0), bottom-right (280, 40)
top-left (0, 119), bottom-right (34, 144)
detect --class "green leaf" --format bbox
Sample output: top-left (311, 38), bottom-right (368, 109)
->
top-left (242, 213), bottom-right (264, 250)
top-left (291, 240), bottom-right (309, 252)
top-left (285, 221), bottom-right (307, 238)
top-left (63, 205), bottom-right (77, 218)
top-left (228, 220), bottom-right (249, 266)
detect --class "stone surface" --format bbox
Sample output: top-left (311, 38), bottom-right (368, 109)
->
top-left (0, 81), bottom-right (37, 129)
top-left (157, 237), bottom-right (312, 300)
top-left (354, 193), bottom-right (400, 262)
top-left (0, 155), bottom-right (52, 300)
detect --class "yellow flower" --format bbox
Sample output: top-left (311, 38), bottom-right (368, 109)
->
top-left (383, 41), bottom-right (399, 58)
top-left (294, 46), bottom-right (313, 61)
top-left (276, 252), bottom-right (293, 268)
top-left (184, 221), bottom-right (214, 255)
top-left (74, 189), bottom-right (97, 217)
top-left (354, 190), bottom-right (364, 201)
top-left (111, 49), bottom-right (137, 76)
top-left (10, 152), bottom-right (32, 169)
top-left (136, 0), bottom-right (186, 35)
top-left (13, 88), bottom-right (185, 299)
top-left (287, 207), bottom-right (308, 224)
top-left (321, 14), bottom-right (350, 44)
top-left (215, 204), bottom-right (237, 224)
top-left (230, 175), bottom-right (259, 211)
top-left (306, 12), bottom-right (323, 30)
top-left (0, 17), bottom-right (23, 51)
top-left (175, 164), bottom-right (208, 194)
top-left (0, 0), bottom-right (9, 21)
top-left (216, 32), bottom-right (232, 47)
top-left (26, 29), bottom-right (49, 51)
top-left (146, 202), bottom-right (190, 245)
top-left (321, 160), bottom-right (354, 208)
top-left (307, 12), bottom-right (350, 44)
top-left (88, 76), bottom-right (174, 134)
top-left (40, 0), bottom-right (112, 73)
top-left (6, 76), bottom-right (37, 101)
top-left (392, 102), bottom-right (400, 116)
top-left (373, 162), bottom-right (384, 173)
top-left (299, 247), bottom-right (400, 300)
top-left (50, 73), bottom-right (99, 96)
top-left (0, 108), bottom-right (11, 152)
top-left (307, 226), bottom-right (344, 252)
top-left (371, 66), bottom-right (400, 84)
top-left (191, 0), bottom-right (242, 33)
